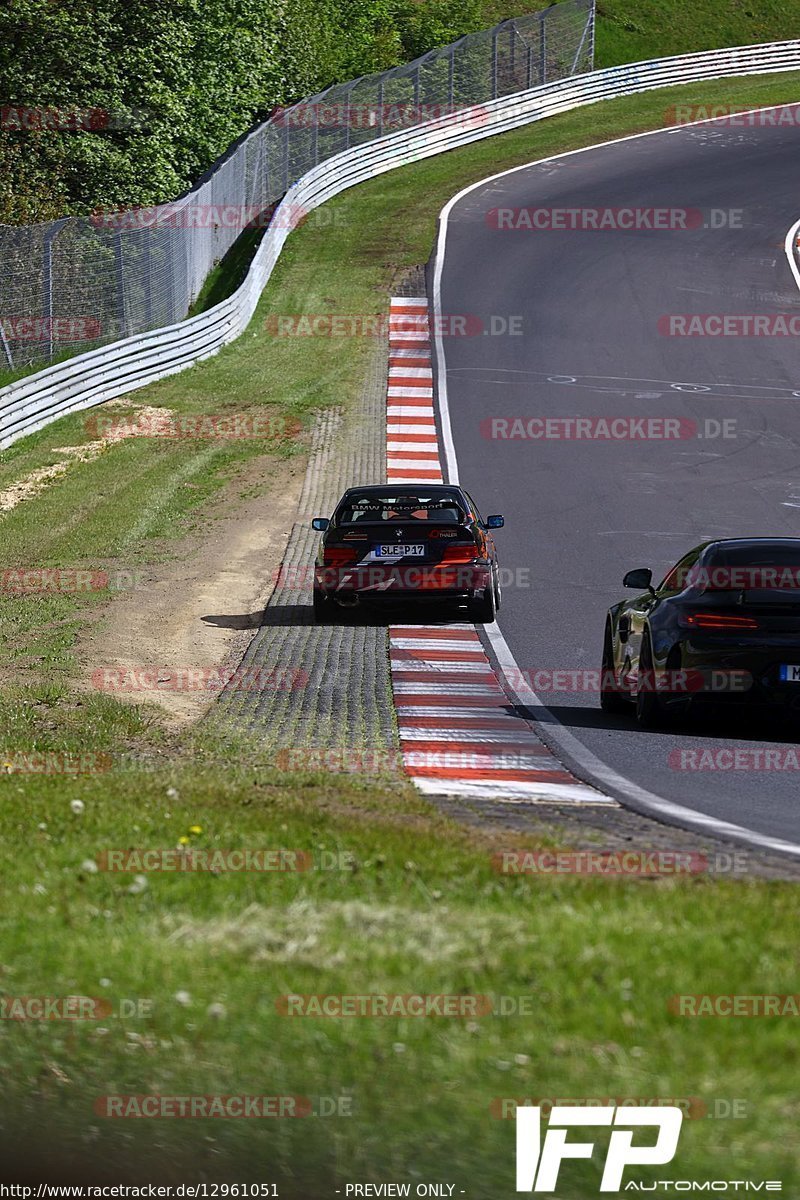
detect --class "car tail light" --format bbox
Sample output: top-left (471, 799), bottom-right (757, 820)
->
top-left (323, 546), bottom-right (358, 567)
top-left (682, 611), bottom-right (759, 631)
top-left (439, 544), bottom-right (479, 564)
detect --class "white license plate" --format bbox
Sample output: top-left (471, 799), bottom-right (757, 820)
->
top-left (779, 664), bottom-right (800, 682)
top-left (375, 544), bottom-right (425, 558)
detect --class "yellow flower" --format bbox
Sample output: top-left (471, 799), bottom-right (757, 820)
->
top-left (189, 825), bottom-right (203, 835)
top-left (178, 836), bottom-right (190, 846)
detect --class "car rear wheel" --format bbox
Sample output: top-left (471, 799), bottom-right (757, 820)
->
top-left (635, 631), bottom-right (664, 728)
top-left (468, 578), bottom-right (497, 624)
top-left (600, 621), bottom-right (628, 714)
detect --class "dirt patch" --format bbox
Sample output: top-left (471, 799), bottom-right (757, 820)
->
top-left (77, 452), bottom-right (305, 726)
top-left (0, 405), bottom-right (172, 513)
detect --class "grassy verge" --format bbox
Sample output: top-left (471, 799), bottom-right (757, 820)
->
top-left (1, 73), bottom-right (800, 1187)
top-left (595, 1), bottom-right (800, 68)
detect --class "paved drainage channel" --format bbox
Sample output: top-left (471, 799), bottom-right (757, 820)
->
top-left (213, 337), bottom-right (396, 750)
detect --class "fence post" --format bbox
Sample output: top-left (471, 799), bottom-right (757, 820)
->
top-left (377, 78), bottom-right (384, 137)
top-left (0, 319), bottom-right (12, 369)
top-left (344, 85), bottom-right (352, 151)
top-left (142, 227), bottom-right (153, 329)
top-left (113, 230), bottom-right (127, 340)
top-left (570, 0), bottom-right (595, 74)
top-left (311, 100), bottom-right (319, 166)
top-left (491, 29), bottom-right (498, 99)
top-left (282, 123), bottom-right (290, 193)
top-left (509, 21), bottom-right (516, 88)
top-left (588, 0), bottom-right (596, 69)
top-left (540, 13), bottom-right (547, 85)
top-left (448, 44), bottom-right (455, 109)
top-left (42, 217), bottom-right (69, 362)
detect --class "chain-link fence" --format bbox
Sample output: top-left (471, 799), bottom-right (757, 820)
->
top-left (0, 0), bottom-right (594, 374)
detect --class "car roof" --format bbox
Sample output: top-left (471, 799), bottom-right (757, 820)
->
top-left (701, 537), bottom-right (800, 555)
top-left (339, 484), bottom-right (465, 495)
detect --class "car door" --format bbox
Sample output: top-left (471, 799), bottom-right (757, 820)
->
top-left (463, 491), bottom-right (494, 562)
top-left (622, 549), bottom-right (701, 680)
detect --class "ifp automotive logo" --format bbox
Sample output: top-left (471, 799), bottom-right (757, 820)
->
top-left (515, 1105), bottom-right (683, 1192)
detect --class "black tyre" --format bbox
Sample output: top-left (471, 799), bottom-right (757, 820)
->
top-left (312, 588), bottom-right (331, 623)
top-left (600, 621), bottom-right (628, 714)
top-left (468, 579), bottom-right (497, 624)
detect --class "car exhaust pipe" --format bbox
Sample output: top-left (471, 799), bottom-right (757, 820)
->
top-left (334, 592), bottom-right (360, 608)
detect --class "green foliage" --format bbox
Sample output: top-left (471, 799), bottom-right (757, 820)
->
top-left (0, 0), bottom-right (533, 223)
top-left (5, 0), bottom-right (793, 225)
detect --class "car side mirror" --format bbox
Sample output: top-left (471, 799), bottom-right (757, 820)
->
top-left (623, 567), bottom-right (654, 592)
top-left (486, 514), bottom-right (504, 529)
top-left (312, 517), bottom-right (329, 531)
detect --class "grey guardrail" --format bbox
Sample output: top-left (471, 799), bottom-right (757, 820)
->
top-left (2, 39), bottom-right (800, 449)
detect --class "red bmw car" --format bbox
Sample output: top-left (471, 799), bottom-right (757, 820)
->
top-left (311, 484), bottom-right (504, 622)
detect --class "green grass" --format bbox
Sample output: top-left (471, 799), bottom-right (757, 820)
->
top-left (2, 757), bottom-right (800, 1189)
top-left (2, 73), bottom-right (800, 1187)
top-left (595, 1), bottom-right (800, 68)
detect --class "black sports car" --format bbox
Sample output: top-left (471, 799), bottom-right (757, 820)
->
top-left (311, 484), bottom-right (504, 621)
top-left (601, 538), bottom-right (800, 725)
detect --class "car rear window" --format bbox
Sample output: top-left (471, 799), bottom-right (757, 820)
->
top-left (337, 493), bottom-right (466, 524)
top-left (700, 544), bottom-right (800, 590)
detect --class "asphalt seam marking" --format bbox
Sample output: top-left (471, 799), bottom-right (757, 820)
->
top-left (386, 297), bottom-right (611, 805)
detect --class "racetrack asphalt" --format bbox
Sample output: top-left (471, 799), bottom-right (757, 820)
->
top-left (434, 107), bottom-right (800, 848)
